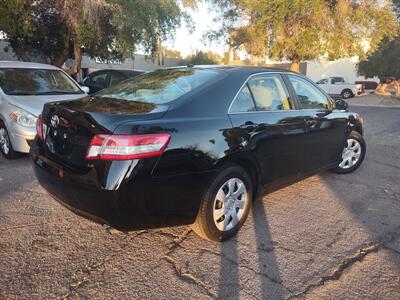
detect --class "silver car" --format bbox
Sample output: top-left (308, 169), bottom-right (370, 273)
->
top-left (0, 61), bottom-right (88, 159)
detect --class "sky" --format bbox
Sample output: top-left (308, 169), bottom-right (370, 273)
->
top-left (165, 2), bottom-right (227, 57)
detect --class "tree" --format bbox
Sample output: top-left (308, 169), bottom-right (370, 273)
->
top-left (210, 0), bottom-right (398, 72)
top-left (357, 38), bottom-right (400, 81)
top-left (162, 47), bottom-right (183, 59)
top-left (112, 0), bottom-right (193, 67)
top-left (357, 0), bottom-right (400, 80)
top-left (0, 0), bottom-right (195, 75)
top-left (57, 0), bottom-right (119, 77)
top-left (184, 50), bottom-right (221, 64)
top-left (0, 0), bottom-right (69, 65)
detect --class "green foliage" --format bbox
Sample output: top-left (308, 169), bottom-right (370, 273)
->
top-left (209, 0), bottom-right (399, 70)
top-left (0, 0), bottom-right (69, 64)
top-left (357, 37), bottom-right (400, 80)
top-left (184, 50), bottom-right (221, 64)
top-left (112, 0), bottom-right (187, 57)
top-left (162, 47), bottom-right (183, 59)
top-left (0, 0), bottom-right (194, 69)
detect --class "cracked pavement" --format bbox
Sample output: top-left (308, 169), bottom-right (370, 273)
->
top-left (1, 103), bottom-right (400, 299)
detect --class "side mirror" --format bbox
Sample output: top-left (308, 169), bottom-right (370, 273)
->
top-left (80, 86), bottom-right (90, 94)
top-left (335, 99), bottom-right (348, 110)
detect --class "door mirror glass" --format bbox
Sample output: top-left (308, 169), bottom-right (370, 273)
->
top-left (335, 99), bottom-right (348, 110)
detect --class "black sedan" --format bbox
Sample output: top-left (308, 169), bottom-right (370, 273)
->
top-left (82, 69), bottom-right (144, 94)
top-left (31, 67), bottom-right (366, 241)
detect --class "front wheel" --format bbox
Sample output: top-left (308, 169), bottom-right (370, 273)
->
top-left (191, 165), bottom-right (253, 242)
top-left (0, 123), bottom-right (23, 159)
top-left (332, 131), bottom-right (366, 174)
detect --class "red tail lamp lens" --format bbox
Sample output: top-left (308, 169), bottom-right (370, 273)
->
top-left (86, 133), bottom-right (171, 160)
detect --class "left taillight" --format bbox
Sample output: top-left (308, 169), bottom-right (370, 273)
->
top-left (36, 114), bottom-right (43, 141)
top-left (86, 133), bottom-right (171, 160)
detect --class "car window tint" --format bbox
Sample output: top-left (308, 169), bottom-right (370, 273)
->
top-left (230, 85), bottom-right (256, 113)
top-left (109, 72), bottom-right (126, 87)
top-left (91, 73), bottom-right (108, 89)
top-left (288, 75), bottom-right (330, 110)
top-left (95, 69), bottom-right (220, 104)
top-left (247, 75), bottom-right (291, 111)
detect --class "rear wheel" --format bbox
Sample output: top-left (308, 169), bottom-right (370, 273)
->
top-left (0, 123), bottom-right (23, 159)
top-left (332, 131), bottom-right (365, 174)
top-left (341, 89), bottom-right (353, 99)
top-left (191, 165), bottom-right (253, 242)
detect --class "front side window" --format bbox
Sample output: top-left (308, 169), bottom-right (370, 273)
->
top-left (288, 75), bottom-right (330, 110)
top-left (230, 85), bottom-right (256, 113)
top-left (0, 68), bottom-right (82, 95)
top-left (96, 68), bottom-right (220, 104)
top-left (247, 75), bottom-right (291, 111)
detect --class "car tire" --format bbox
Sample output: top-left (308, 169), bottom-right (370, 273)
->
top-left (0, 122), bottom-right (23, 159)
top-left (341, 89), bottom-right (353, 99)
top-left (332, 131), bottom-right (366, 174)
top-left (191, 164), bottom-right (253, 242)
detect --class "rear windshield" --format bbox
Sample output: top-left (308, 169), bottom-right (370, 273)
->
top-left (95, 68), bottom-right (220, 104)
top-left (0, 68), bottom-right (83, 95)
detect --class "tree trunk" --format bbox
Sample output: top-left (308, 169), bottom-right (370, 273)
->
top-left (73, 41), bottom-right (82, 81)
top-left (50, 50), bottom-right (69, 68)
top-left (13, 47), bottom-right (31, 62)
top-left (289, 58), bottom-right (300, 72)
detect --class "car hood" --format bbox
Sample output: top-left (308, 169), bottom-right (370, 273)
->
top-left (7, 94), bottom-right (86, 117)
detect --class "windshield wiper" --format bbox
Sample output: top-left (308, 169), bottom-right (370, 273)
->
top-left (5, 91), bottom-right (36, 95)
top-left (35, 91), bottom-right (83, 95)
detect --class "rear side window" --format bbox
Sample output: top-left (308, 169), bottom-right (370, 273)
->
top-left (288, 75), bottom-right (330, 110)
top-left (230, 85), bottom-right (256, 113)
top-left (96, 69), bottom-right (220, 104)
top-left (247, 75), bottom-right (291, 111)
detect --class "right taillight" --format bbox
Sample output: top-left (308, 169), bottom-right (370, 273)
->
top-left (86, 133), bottom-right (171, 160)
top-left (36, 114), bottom-right (43, 140)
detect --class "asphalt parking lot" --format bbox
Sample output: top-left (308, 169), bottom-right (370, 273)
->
top-left (1, 102), bottom-right (400, 299)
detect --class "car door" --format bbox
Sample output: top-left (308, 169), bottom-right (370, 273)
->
top-left (286, 74), bottom-right (348, 173)
top-left (228, 73), bottom-right (308, 189)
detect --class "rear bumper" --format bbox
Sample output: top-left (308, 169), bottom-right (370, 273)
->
top-left (30, 140), bottom-right (213, 230)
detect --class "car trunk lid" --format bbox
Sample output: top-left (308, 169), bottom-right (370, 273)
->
top-left (41, 96), bottom-right (168, 168)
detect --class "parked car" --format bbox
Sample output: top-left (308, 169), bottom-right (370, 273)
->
top-left (82, 69), bottom-right (144, 94)
top-left (316, 77), bottom-right (363, 99)
top-left (0, 61), bottom-right (89, 159)
top-left (355, 80), bottom-right (379, 93)
top-left (31, 67), bottom-right (366, 241)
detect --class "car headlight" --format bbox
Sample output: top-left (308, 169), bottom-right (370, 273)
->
top-left (9, 109), bottom-right (37, 128)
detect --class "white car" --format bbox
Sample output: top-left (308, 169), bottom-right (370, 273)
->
top-left (316, 77), bottom-right (363, 99)
top-left (0, 61), bottom-right (89, 159)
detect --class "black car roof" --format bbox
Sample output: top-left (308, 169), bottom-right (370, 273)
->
top-left (89, 69), bottom-right (144, 76)
top-left (177, 65), bottom-right (299, 77)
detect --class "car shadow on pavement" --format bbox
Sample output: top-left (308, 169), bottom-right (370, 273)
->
top-left (218, 197), bottom-right (284, 299)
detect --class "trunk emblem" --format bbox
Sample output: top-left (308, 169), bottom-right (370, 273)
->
top-left (51, 115), bottom-right (60, 128)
